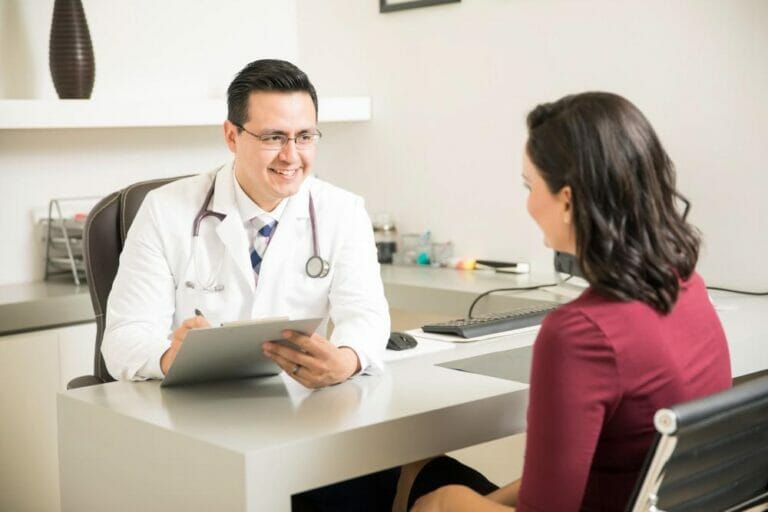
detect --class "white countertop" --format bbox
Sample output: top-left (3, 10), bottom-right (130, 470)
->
top-left (4, 265), bottom-right (766, 377)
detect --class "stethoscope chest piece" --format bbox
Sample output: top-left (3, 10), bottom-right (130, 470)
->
top-left (305, 255), bottom-right (330, 279)
top-left (304, 193), bottom-right (330, 278)
top-left (187, 172), bottom-right (332, 287)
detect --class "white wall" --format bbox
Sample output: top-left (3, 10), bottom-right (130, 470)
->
top-left (0, 0), bottom-right (298, 100)
top-left (2, 0), bottom-right (767, 290)
top-left (0, 0), bottom-right (298, 285)
top-left (297, 0), bottom-right (768, 290)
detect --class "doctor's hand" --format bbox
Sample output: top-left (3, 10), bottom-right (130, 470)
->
top-left (262, 331), bottom-right (361, 388)
top-left (160, 315), bottom-right (211, 375)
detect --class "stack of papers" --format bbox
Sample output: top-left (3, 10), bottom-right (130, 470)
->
top-left (475, 259), bottom-right (530, 274)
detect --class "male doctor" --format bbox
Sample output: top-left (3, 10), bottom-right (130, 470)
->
top-left (102, 59), bottom-right (390, 389)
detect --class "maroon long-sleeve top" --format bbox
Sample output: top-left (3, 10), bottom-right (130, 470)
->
top-left (517, 273), bottom-right (731, 512)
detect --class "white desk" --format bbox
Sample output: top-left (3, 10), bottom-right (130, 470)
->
top-left (57, 267), bottom-right (768, 511)
top-left (380, 266), bottom-right (767, 378)
top-left (58, 332), bottom-right (535, 512)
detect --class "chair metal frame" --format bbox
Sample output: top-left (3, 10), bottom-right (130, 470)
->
top-left (628, 376), bottom-right (768, 512)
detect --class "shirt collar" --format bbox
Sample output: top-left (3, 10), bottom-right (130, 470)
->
top-left (233, 172), bottom-right (287, 225)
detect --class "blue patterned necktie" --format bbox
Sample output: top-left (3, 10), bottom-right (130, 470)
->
top-left (250, 219), bottom-right (277, 281)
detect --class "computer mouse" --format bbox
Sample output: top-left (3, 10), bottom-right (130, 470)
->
top-left (387, 331), bottom-right (418, 351)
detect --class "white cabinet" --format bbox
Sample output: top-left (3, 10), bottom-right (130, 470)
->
top-left (0, 323), bottom-right (95, 512)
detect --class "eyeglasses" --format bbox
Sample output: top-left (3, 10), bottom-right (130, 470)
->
top-left (233, 123), bottom-right (322, 150)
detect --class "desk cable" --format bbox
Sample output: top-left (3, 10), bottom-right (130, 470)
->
top-left (706, 286), bottom-right (768, 296)
top-left (468, 280), bottom-right (570, 318)
top-left (468, 282), bottom-right (767, 319)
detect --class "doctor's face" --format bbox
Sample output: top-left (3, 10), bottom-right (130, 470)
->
top-left (224, 91), bottom-right (318, 212)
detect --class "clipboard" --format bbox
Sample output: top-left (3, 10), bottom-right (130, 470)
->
top-left (161, 317), bottom-right (323, 387)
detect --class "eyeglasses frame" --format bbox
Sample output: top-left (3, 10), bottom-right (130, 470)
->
top-left (231, 122), bottom-right (322, 150)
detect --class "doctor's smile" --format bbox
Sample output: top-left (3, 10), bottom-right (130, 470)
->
top-left (270, 167), bottom-right (300, 178)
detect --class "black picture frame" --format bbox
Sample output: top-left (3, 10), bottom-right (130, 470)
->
top-left (380, 0), bottom-right (460, 13)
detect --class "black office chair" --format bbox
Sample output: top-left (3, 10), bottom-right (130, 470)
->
top-left (67, 176), bottom-right (187, 389)
top-left (626, 375), bottom-right (768, 512)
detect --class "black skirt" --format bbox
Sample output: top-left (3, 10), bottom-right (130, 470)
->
top-left (292, 467), bottom-right (401, 512)
top-left (408, 456), bottom-right (500, 509)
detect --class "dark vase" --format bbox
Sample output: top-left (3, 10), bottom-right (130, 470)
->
top-left (49, 0), bottom-right (95, 99)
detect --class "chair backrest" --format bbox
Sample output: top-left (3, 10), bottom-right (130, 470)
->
top-left (83, 176), bottom-right (186, 382)
top-left (627, 375), bottom-right (768, 512)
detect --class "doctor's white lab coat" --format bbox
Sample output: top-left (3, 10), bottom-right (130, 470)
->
top-left (102, 162), bottom-right (390, 380)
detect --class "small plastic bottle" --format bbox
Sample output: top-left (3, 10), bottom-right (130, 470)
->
top-left (372, 213), bottom-right (397, 264)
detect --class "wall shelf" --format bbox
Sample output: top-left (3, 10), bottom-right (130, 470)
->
top-left (0, 96), bottom-right (371, 129)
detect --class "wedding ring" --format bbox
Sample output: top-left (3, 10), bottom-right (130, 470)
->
top-left (291, 364), bottom-right (301, 375)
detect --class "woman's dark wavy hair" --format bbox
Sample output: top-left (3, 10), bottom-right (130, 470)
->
top-left (227, 59), bottom-right (318, 129)
top-left (526, 92), bottom-right (700, 313)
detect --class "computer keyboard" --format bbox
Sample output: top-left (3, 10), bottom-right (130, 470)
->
top-left (421, 301), bottom-right (560, 338)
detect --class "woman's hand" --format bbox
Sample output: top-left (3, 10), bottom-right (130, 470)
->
top-left (412, 485), bottom-right (514, 512)
top-left (412, 485), bottom-right (466, 512)
top-left (262, 330), bottom-right (361, 388)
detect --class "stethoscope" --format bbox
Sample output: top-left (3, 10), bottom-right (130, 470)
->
top-left (184, 176), bottom-right (330, 293)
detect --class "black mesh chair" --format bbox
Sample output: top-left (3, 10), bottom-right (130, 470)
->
top-left (627, 375), bottom-right (768, 512)
top-left (67, 176), bottom-right (186, 389)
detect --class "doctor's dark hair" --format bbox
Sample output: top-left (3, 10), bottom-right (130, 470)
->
top-left (526, 92), bottom-right (700, 314)
top-left (227, 59), bottom-right (319, 128)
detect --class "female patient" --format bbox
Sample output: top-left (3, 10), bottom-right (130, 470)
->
top-left (402, 92), bottom-right (732, 512)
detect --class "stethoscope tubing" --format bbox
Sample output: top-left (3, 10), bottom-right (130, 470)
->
top-left (187, 174), bottom-right (330, 291)
top-left (192, 180), bottom-right (226, 236)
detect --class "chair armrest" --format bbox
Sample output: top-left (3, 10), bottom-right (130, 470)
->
top-left (67, 374), bottom-right (107, 389)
